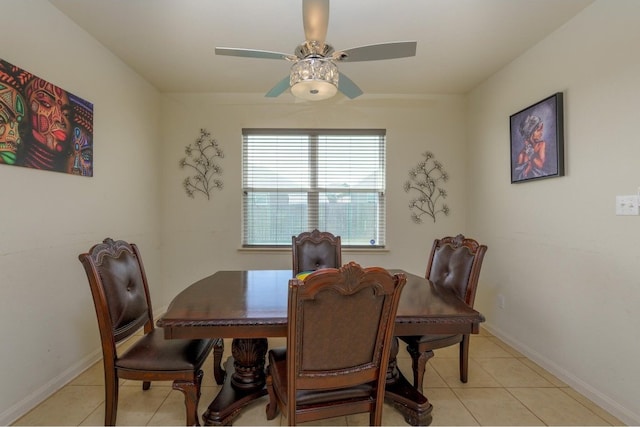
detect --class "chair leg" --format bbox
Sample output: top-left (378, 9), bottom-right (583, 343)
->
top-left (371, 388), bottom-right (385, 426)
top-left (265, 368), bottom-right (279, 420)
top-left (213, 338), bottom-right (225, 385)
top-left (104, 369), bottom-right (118, 426)
top-left (142, 381), bottom-right (151, 390)
top-left (406, 345), bottom-right (435, 394)
top-left (459, 334), bottom-right (470, 383)
top-left (173, 370), bottom-right (203, 427)
top-left (370, 410), bottom-right (378, 426)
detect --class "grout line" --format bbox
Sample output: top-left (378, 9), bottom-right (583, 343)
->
top-left (557, 387), bottom-right (616, 426)
top-left (502, 386), bottom-right (550, 426)
top-left (448, 387), bottom-right (485, 426)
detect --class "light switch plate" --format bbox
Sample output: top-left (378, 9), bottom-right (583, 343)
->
top-left (616, 195), bottom-right (639, 215)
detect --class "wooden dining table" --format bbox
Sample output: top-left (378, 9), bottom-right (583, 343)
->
top-left (157, 269), bottom-right (484, 426)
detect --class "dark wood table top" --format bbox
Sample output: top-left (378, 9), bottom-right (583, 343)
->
top-left (157, 269), bottom-right (484, 339)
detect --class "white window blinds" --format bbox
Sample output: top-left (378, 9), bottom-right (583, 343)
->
top-left (242, 129), bottom-right (386, 247)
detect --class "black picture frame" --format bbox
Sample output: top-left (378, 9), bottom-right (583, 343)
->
top-left (510, 92), bottom-right (564, 183)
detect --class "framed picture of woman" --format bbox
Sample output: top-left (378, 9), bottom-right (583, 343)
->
top-left (510, 92), bottom-right (564, 183)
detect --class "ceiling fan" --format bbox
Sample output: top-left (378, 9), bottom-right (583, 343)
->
top-left (215, 0), bottom-right (417, 101)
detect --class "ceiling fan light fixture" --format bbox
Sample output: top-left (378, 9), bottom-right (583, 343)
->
top-left (290, 57), bottom-right (338, 101)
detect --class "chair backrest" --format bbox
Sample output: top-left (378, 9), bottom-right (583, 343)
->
top-left (287, 262), bottom-right (406, 399)
top-left (426, 234), bottom-right (487, 307)
top-left (78, 238), bottom-right (154, 365)
top-left (291, 229), bottom-right (342, 275)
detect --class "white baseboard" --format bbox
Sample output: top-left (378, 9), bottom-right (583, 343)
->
top-left (0, 348), bottom-right (102, 426)
top-left (482, 322), bottom-right (639, 426)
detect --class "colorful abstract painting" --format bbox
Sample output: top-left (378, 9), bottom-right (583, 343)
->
top-left (0, 58), bottom-right (93, 176)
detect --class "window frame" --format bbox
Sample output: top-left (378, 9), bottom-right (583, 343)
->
top-left (241, 128), bottom-right (386, 249)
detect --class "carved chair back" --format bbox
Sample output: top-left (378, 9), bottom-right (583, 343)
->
top-left (266, 262), bottom-right (406, 425)
top-left (79, 238), bottom-right (214, 426)
top-left (292, 229), bottom-right (342, 275)
top-left (426, 234), bottom-right (488, 307)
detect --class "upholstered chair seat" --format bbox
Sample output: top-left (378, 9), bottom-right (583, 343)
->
top-left (115, 329), bottom-right (212, 372)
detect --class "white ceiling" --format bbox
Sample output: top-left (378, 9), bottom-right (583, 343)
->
top-left (49, 0), bottom-right (593, 97)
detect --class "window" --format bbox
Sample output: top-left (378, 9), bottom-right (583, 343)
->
top-left (242, 129), bottom-right (386, 248)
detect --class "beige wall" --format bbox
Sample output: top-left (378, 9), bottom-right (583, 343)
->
top-left (467, 1), bottom-right (640, 424)
top-left (158, 94), bottom-right (468, 295)
top-left (0, 2), bottom-right (162, 423)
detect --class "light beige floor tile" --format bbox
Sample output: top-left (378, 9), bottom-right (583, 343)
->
top-left (395, 339), bottom-right (413, 358)
top-left (344, 402), bottom-right (410, 426)
top-left (509, 387), bottom-right (611, 425)
top-left (475, 357), bottom-right (555, 387)
top-left (68, 361), bottom-right (106, 386)
top-left (520, 358), bottom-right (568, 387)
top-left (468, 336), bottom-right (513, 358)
top-left (430, 357), bottom-right (501, 388)
top-left (12, 326), bottom-right (628, 427)
top-left (147, 387), bottom-right (184, 425)
top-left (478, 327), bottom-right (493, 337)
top-left (560, 388), bottom-right (625, 426)
top-left (453, 387), bottom-right (544, 425)
top-left (78, 399), bottom-right (106, 426)
top-left (487, 336), bottom-right (526, 357)
top-left (433, 343), bottom-right (460, 358)
top-left (143, 384), bottom-right (221, 425)
top-left (268, 337), bottom-right (287, 349)
top-left (14, 385), bottom-right (104, 426)
top-left (198, 385), bottom-right (222, 412)
top-left (424, 387), bottom-right (479, 426)
top-left (83, 385), bottom-right (171, 426)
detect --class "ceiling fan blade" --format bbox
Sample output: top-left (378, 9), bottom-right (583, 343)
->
top-left (215, 47), bottom-right (293, 61)
top-left (265, 76), bottom-right (291, 98)
top-left (302, 0), bottom-right (329, 45)
top-left (334, 41), bottom-right (417, 62)
top-left (338, 72), bottom-right (363, 99)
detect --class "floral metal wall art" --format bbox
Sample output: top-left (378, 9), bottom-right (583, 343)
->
top-left (403, 151), bottom-right (450, 223)
top-left (179, 128), bottom-right (224, 200)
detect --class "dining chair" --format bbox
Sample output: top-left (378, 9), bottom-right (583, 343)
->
top-left (265, 262), bottom-right (406, 426)
top-left (291, 229), bottom-right (342, 275)
top-left (399, 234), bottom-right (487, 393)
top-left (78, 238), bottom-right (220, 426)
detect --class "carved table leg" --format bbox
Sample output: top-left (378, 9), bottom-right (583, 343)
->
top-left (202, 338), bottom-right (268, 426)
top-left (384, 337), bottom-right (433, 426)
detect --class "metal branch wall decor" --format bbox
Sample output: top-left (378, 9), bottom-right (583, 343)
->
top-left (403, 151), bottom-right (450, 223)
top-left (179, 128), bottom-right (224, 200)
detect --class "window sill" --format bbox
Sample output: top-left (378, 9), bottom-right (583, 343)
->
top-left (237, 247), bottom-right (390, 254)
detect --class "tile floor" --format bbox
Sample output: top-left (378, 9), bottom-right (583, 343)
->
top-left (13, 328), bottom-right (625, 426)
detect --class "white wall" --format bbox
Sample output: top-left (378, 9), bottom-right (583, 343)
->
top-left (158, 93), bottom-right (470, 296)
top-left (0, 2), bottom-right (162, 424)
top-left (467, 1), bottom-right (640, 424)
